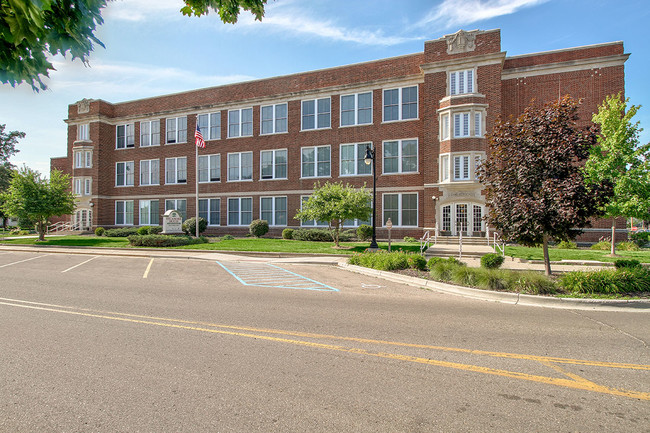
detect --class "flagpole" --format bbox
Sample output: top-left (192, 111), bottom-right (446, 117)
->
top-left (195, 117), bottom-right (199, 238)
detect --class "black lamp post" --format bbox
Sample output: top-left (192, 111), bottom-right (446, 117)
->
top-left (364, 145), bottom-right (379, 250)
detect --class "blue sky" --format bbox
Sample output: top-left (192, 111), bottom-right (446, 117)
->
top-left (1, 0), bottom-right (648, 174)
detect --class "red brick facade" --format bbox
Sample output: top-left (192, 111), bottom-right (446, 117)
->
top-left (51, 29), bottom-right (629, 241)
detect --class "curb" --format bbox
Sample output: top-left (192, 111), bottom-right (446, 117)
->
top-left (339, 262), bottom-right (650, 312)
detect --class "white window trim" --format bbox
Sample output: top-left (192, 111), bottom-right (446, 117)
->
top-left (116, 124), bottom-right (135, 149)
top-left (382, 86), bottom-right (418, 123)
top-left (381, 138), bottom-right (419, 175)
top-left (197, 112), bottom-right (221, 141)
top-left (84, 178), bottom-right (91, 196)
top-left (300, 145), bottom-right (331, 179)
top-left (449, 69), bottom-right (476, 96)
top-left (260, 196), bottom-right (288, 226)
top-left (382, 192), bottom-right (418, 227)
top-left (198, 154), bottom-right (221, 183)
top-left (140, 159), bottom-right (160, 186)
top-left (139, 199), bottom-right (160, 226)
top-left (227, 151), bottom-right (254, 182)
top-left (74, 151), bottom-right (83, 169)
top-left (115, 161), bottom-right (134, 187)
top-left (76, 124), bottom-right (89, 141)
top-left (164, 199), bottom-right (187, 220)
top-left (339, 142), bottom-right (373, 177)
top-left (260, 103), bottom-right (288, 135)
top-left (300, 195), bottom-right (328, 227)
top-left (340, 92), bottom-right (373, 127)
top-left (140, 119), bottom-right (160, 147)
top-left (439, 151), bottom-right (485, 183)
top-left (227, 107), bottom-right (254, 138)
top-left (165, 157), bottom-right (187, 185)
top-left (301, 97), bottom-right (331, 131)
top-left (260, 149), bottom-right (288, 181)
top-left (165, 117), bottom-right (187, 145)
top-left (227, 197), bottom-right (253, 226)
top-left (198, 198), bottom-right (221, 226)
top-left (440, 113), bottom-right (450, 141)
top-left (115, 200), bottom-right (134, 226)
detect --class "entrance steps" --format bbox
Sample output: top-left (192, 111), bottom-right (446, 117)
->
top-left (424, 237), bottom-right (496, 258)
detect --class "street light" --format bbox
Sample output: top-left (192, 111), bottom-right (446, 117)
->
top-left (364, 145), bottom-right (379, 251)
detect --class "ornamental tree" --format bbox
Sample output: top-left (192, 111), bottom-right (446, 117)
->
top-left (478, 96), bottom-right (612, 275)
top-left (0, 124), bottom-right (23, 229)
top-left (294, 182), bottom-right (372, 247)
top-left (583, 93), bottom-right (650, 255)
top-left (1, 167), bottom-right (75, 240)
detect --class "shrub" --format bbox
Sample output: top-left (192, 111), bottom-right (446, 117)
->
top-left (451, 265), bottom-right (479, 286)
top-left (509, 271), bottom-right (557, 295)
top-left (556, 240), bottom-right (577, 249)
top-left (403, 236), bottom-right (417, 243)
top-left (282, 228), bottom-right (294, 240)
top-left (348, 251), bottom-right (413, 271)
top-left (480, 253), bottom-right (505, 269)
top-left (182, 217), bottom-right (207, 236)
top-left (590, 240), bottom-right (611, 250)
top-left (137, 226), bottom-right (150, 236)
top-left (407, 254), bottom-right (427, 271)
top-left (475, 268), bottom-right (511, 292)
top-left (249, 219), bottom-right (269, 238)
top-left (616, 241), bottom-right (640, 251)
top-left (94, 227), bottom-right (105, 236)
top-left (560, 268), bottom-right (650, 294)
top-left (429, 259), bottom-right (464, 282)
top-left (127, 234), bottom-right (208, 247)
top-left (148, 226), bottom-right (163, 234)
top-left (614, 259), bottom-right (641, 269)
top-left (10, 228), bottom-right (29, 235)
top-left (292, 228), bottom-right (354, 242)
top-left (357, 224), bottom-right (373, 241)
top-left (221, 234), bottom-right (234, 240)
top-left (630, 231), bottom-right (650, 247)
top-left (105, 227), bottom-right (139, 237)
top-left (427, 257), bottom-right (444, 269)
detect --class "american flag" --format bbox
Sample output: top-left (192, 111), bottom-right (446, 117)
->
top-left (195, 123), bottom-right (206, 148)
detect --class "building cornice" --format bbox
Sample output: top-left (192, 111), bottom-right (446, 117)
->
top-left (420, 52), bottom-right (506, 74)
top-left (501, 54), bottom-right (629, 80)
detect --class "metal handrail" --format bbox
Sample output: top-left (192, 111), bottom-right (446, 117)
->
top-left (419, 230), bottom-right (430, 255)
top-left (493, 232), bottom-right (506, 257)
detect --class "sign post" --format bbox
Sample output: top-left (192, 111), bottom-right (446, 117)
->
top-left (386, 218), bottom-right (393, 252)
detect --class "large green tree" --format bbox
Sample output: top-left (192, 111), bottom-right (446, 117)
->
top-left (584, 93), bottom-right (650, 255)
top-left (1, 167), bottom-right (75, 240)
top-left (295, 182), bottom-right (372, 247)
top-left (0, 124), bottom-right (23, 229)
top-left (478, 96), bottom-right (612, 275)
top-left (1, 0), bottom-right (268, 91)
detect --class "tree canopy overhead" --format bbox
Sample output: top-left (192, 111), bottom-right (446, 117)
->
top-left (478, 96), bottom-right (613, 275)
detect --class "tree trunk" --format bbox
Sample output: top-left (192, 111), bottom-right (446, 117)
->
top-left (610, 219), bottom-right (617, 256)
top-left (542, 234), bottom-right (552, 276)
top-left (37, 220), bottom-right (45, 241)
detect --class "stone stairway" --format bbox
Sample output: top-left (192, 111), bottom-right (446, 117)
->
top-left (423, 236), bottom-right (497, 258)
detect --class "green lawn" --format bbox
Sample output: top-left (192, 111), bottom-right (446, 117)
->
top-left (505, 245), bottom-right (650, 263)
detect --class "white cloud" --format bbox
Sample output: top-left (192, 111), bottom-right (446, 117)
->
top-left (103, 0), bottom-right (184, 22)
top-left (418, 0), bottom-right (549, 29)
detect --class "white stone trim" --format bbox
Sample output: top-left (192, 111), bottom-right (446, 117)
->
top-left (502, 54), bottom-right (629, 79)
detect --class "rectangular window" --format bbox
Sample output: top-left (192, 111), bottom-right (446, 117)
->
top-left (441, 113), bottom-right (450, 140)
top-left (260, 149), bottom-right (287, 180)
top-left (165, 199), bottom-right (187, 221)
top-left (116, 161), bottom-right (134, 187)
top-left (301, 98), bottom-right (331, 130)
top-left (300, 196), bottom-right (328, 227)
top-left (442, 205), bottom-right (451, 232)
top-left (340, 143), bottom-right (372, 176)
top-left (301, 145), bottom-right (330, 178)
top-left (383, 86), bottom-right (418, 122)
top-left (115, 200), bottom-right (134, 225)
top-left (340, 92), bottom-right (372, 126)
top-left (473, 205), bottom-right (483, 233)
top-left (453, 113), bottom-right (470, 138)
top-left (383, 193), bottom-right (418, 227)
top-left (77, 124), bottom-right (89, 141)
top-left (116, 124), bottom-right (135, 149)
top-left (197, 112), bottom-right (221, 141)
top-left (450, 69), bottom-right (474, 95)
top-left (139, 199), bottom-right (160, 225)
top-left (454, 155), bottom-right (470, 180)
top-left (74, 151), bottom-right (83, 168)
top-left (165, 117), bottom-right (187, 144)
top-left (140, 120), bottom-right (160, 147)
top-left (84, 151), bottom-right (92, 168)
top-left (383, 139), bottom-right (418, 174)
top-left (474, 112), bottom-right (482, 137)
top-left (140, 159), bottom-right (160, 186)
top-left (228, 108), bottom-right (253, 138)
top-left (260, 196), bottom-right (287, 226)
top-left (165, 157), bottom-right (187, 184)
top-left (228, 197), bottom-right (253, 226)
top-left (84, 178), bottom-right (91, 195)
top-left (227, 152), bottom-right (253, 181)
top-left (198, 154), bottom-right (221, 183)
top-left (261, 103), bottom-right (288, 135)
top-left (441, 155), bottom-right (449, 182)
top-left (73, 178), bottom-right (82, 195)
top-left (199, 198), bottom-right (221, 226)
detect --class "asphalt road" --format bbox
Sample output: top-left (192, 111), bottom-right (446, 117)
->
top-left (0, 250), bottom-right (648, 432)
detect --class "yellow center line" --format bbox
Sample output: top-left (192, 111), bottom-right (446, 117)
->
top-left (0, 298), bottom-right (648, 401)
top-left (143, 258), bottom-right (154, 279)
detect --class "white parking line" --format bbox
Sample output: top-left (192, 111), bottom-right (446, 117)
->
top-left (61, 256), bottom-right (99, 273)
top-left (0, 255), bottom-right (48, 268)
top-left (143, 258), bottom-right (154, 279)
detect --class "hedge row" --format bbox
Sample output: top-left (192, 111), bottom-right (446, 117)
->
top-left (348, 251), bottom-right (426, 271)
top-left (127, 235), bottom-right (208, 247)
top-left (291, 228), bottom-right (355, 242)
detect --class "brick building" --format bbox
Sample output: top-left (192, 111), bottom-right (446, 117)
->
top-left (52, 29), bottom-right (629, 240)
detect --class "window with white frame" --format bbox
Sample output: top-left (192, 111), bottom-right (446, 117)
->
top-left (227, 152), bottom-right (253, 181)
top-left (340, 92), bottom-right (372, 126)
top-left (199, 198), bottom-right (220, 226)
top-left (140, 120), bottom-right (160, 147)
top-left (473, 205), bottom-right (483, 233)
top-left (340, 143), bottom-right (372, 176)
top-left (116, 161), bottom-right (134, 187)
top-left (139, 199), bottom-right (159, 225)
top-left (449, 69), bottom-right (474, 95)
top-left (165, 117), bottom-right (187, 144)
top-left (77, 124), bottom-right (89, 141)
top-left (343, 199), bottom-right (371, 227)
top-left (442, 205), bottom-right (451, 231)
top-left (84, 178), bottom-right (91, 195)
top-left (474, 112), bottom-right (482, 137)
top-left (453, 155), bottom-right (470, 180)
top-left (260, 196), bottom-right (287, 226)
top-left (165, 157), bottom-right (187, 184)
top-left (84, 150), bottom-right (92, 168)
top-left (383, 193), bottom-right (418, 227)
top-left (116, 124), bottom-right (135, 149)
top-left (302, 98), bottom-right (330, 130)
top-left (140, 159), bottom-right (160, 186)
top-left (198, 154), bottom-right (220, 183)
top-left (73, 178), bottom-right (82, 195)
top-left (453, 113), bottom-right (470, 138)
top-left (165, 199), bottom-right (187, 220)
top-left (260, 149), bottom-right (287, 180)
top-left (74, 150), bottom-right (92, 168)
top-left (300, 196), bottom-right (328, 227)
top-left (228, 108), bottom-right (253, 138)
top-left (228, 197), bottom-right (253, 226)
top-left (440, 113), bottom-right (450, 140)
top-left (115, 200), bottom-right (134, 225)
top-left (261, 103), bottom-right (287, 135)
top-left (301, 145), bottom-right (330, 178)
top-left (197, 113), bottom-right (221, 141)
top-left (383, 86), bottom-right (418, 122)
top-left (440, 155), bottom-right (450, 182)
top-left (383, 139), bottom-right (417, 174)
top-left (74, 151), bottom-right (83, 168)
